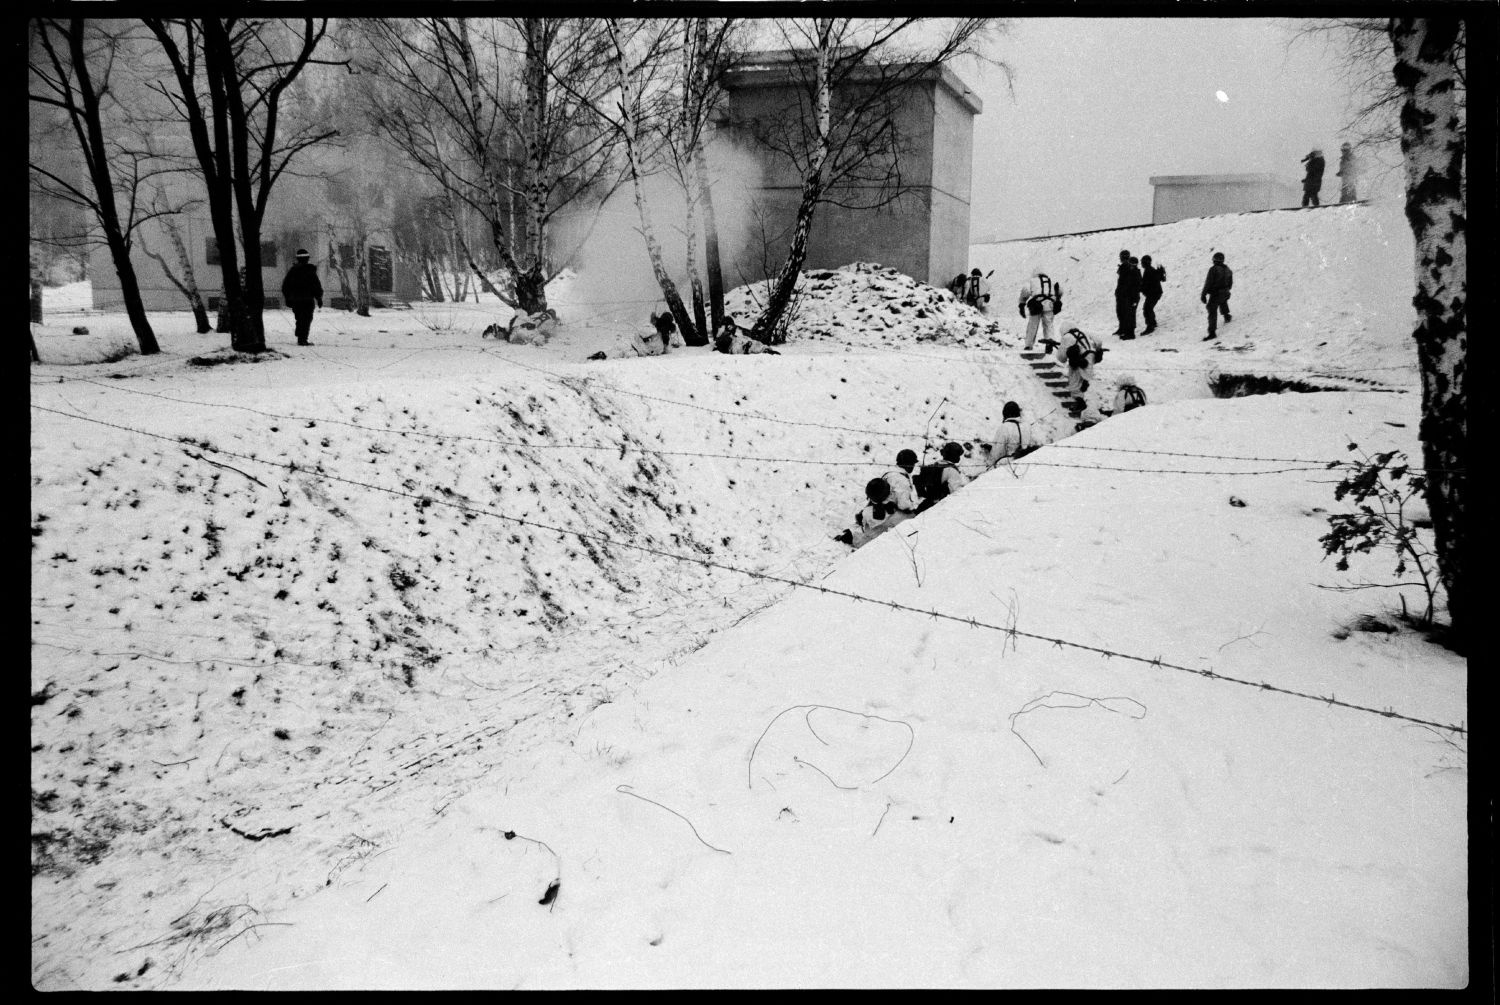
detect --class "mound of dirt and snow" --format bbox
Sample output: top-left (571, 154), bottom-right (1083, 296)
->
top-left (32, 200), bottom-right (1460, 989)
top-left (723, 261), bottom-right (1009, 349)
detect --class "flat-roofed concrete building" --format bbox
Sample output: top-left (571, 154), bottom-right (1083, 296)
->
top-left (719, 52), bottom-right (982, 288)
top-left (90, 136), bottom-right (422, 314)
top-left (1149, 173), bottom-right (1301, 225)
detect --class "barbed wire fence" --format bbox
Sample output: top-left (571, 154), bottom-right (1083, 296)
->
top-left (30, 403), bottom-right (1465, 737)
top-left (37, 372), bottom-right (1453, 477)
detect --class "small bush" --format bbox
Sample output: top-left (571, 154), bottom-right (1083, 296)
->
top-left (1319, 442), bottom-right (1441, 628)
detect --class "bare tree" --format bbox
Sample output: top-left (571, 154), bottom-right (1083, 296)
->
top-left (739, 18), bottom-right (997, 343)
top-left (357, 17), bottom-right (621, 315)
top-left (143, 17), bottom-right (340, 352)
top-left (660, 18), bottom-right (743, 341)
top-left (603, 19), bottom-right (696, 340)
top-left (1389, 16), bottom-right (1466, 646)
top-left (139, 217), bottom-right (213, 334)
top-left (29, 19), bottom-right (164, 354)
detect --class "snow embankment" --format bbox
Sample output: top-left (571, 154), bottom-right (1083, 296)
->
top-left (177, 393), bottom-right (1466, 989)
top-left (971, 201), bottom-right (1417, 382)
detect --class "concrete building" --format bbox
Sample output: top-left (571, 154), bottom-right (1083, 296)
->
top-left (90, 136), bottom-right (421, 314)
top-left (1148, 173), bottom-right (1302, 225)
top-left (717, 52), bottom-right (982, 288)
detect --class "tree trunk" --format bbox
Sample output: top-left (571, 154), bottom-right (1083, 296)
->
top-left (681, 21), bottom-right (709, 344)
top-left (523, 19), bottom-right (550, 277)
top-left (356, 241), bottom-right (371, 317)
top-left (696, 147), bottom-right (725, 334)
top-left (31, 326), bottom-right (41, 363)
top-left (64, 19), bottom-right (160, 355)
top-left (607, 19), bottom-right (694, 340)
top-left (683, 130), bottom-right (708, 341)
top-left (204, 19), bottom-right (266, 353)
top-left (236, 235), bottom-right (268, 352)
top-left (107, 231), bottom-right (162, 355)
top-left (142, 241), bottom-right (208, 334)
top-left (30, 276), bottom-right (44, 324)
top-left (164, 218), bottom-right (212, 333)
top-left (1390, 16), bottom-right (1466, 644)
top-left (691, 20), bottom-right (725, 334)
top-left (750, 21), bottom-right (832, 344)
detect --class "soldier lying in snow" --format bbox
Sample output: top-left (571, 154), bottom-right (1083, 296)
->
top-left (585, 310), bottom-right (683, 360)
top-left (482, 308), bottom-right (559, 345)
top-left (713, 318), bottom-right (780, 355)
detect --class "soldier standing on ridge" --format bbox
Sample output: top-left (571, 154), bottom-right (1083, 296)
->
top-left (281, 248), bottom-right (323, 347)
top-left (1201, 251), bottom-right (1233, 341)
top-left (1139, 254), bottom-right (1166, 335)
top-left (1300, 148), bottom-right (1326, 207)
top-left (1114, 250), bottom-right (1141, 339)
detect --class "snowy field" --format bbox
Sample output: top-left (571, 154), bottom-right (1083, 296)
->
top-left (31, 202), bottom-right (1466, 989)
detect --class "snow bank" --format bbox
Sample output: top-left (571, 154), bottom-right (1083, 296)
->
top-left (970, 201), bottom-right (1416, 380)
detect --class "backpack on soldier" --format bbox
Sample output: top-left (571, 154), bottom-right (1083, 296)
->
top-left (1064, 328), bottom-right (1104, 368)
top-left (913, 463), bottom-right (950, 503)
top-left (965, 274), bottom-right (988, 308)
top-left (1025, 273), bottom-right (1063, 317)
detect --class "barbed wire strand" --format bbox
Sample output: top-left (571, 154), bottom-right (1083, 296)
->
top-left (30, 403), bottom-right (1464, 737)
top-left (44, 372), bottom-right (1432, 477)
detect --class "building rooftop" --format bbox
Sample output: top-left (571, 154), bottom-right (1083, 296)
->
top-left (1149, 173), bottom-right (1293, 186)
top-left (723, 52), bottom-right (982, 115)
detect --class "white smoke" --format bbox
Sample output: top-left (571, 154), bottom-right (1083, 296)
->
top-left (552, 139), bottom-right (766, 326)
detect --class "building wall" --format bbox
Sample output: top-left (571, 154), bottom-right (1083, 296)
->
top-left (1150, 177), bottom-right (1302, 225)
top-left (927, 80), bottom-right (975, 286)
top-left (90, 139), bottom-right (421, 313)
top-left (719, 65), bottom-right (978, 290)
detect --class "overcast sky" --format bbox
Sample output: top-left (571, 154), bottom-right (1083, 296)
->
top-left (961, 17), bottom-right (1392, 242)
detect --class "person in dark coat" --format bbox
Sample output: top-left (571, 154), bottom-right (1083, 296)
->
top-left (1114, 249), bottom-right (1141, 339)
top-left (1300, 148), bottom-right (1326, 207)
top-left (280, 249), bottom-right (323, 346)
top-left (1139, 254), bottom-right (1166, 335)
top-left (1200, 251), bottom-right (1233, 340)
top-left (1336, 142), bottom-right (1359, 203)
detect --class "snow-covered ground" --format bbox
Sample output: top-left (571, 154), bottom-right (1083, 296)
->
top-left (30, 202), bottom-right (1465, 989)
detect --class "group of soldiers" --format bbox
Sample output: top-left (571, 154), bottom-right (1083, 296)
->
top-left (1300, 142), bottom-right (1360, 208)
top-left (832, 371), bottom-right (1147, 549)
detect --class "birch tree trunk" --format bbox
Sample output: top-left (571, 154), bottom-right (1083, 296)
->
top-left (142, 238), bottom-right (212, 334)
top-left (1389, 16), bottom-right (1466, 643)
top-left (681, 21), bottom-right (708, 341)
top-left (692, 19), bottom-right (726, 334)
top-left (606, 18), bottom-right (694, 340)
top-left (163, 217), bottom-right (212, 332)
top-left (524, 20), bottom-right (550, 277)
top-left (749, 20), bottom-right (832, 344)
top-left (695, 149), bottom-right (725, 335)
